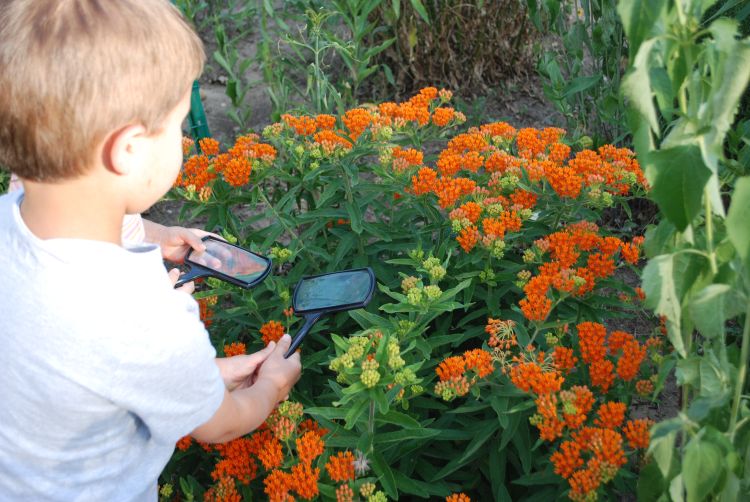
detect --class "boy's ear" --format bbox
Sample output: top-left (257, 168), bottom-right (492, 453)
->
top-left (102, 124), bottom-right (149, 176)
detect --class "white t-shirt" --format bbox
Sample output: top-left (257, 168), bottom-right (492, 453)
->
top-left (0, 190), bottom-right (225, 501)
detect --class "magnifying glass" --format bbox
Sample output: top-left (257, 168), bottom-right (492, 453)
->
top-left (285, 267), bottom-right (376, 358)
top-left (175, 236), bottom-right (272, 289)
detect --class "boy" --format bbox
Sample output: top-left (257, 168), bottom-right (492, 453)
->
top-left (0, 1), bottom-right (302, 500)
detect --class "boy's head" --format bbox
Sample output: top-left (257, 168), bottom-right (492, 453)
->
top-left (0, 0), bottom-right (205, 183)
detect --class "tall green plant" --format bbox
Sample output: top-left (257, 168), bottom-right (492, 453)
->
top-left (528, 0), bottom-right (627, 144)
top-left (619, 0), bottom-right (750, 499)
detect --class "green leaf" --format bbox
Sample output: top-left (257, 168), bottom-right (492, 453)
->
top-left (408, 0), bottom-right (430, 23)
top-left (690, 284), bottom-right (732, 339)
top-left (376, 410), bottom-right (422, 429)
top-left (727, 176), bottom-right (750, 271)
top-left (622, 38), bottom-right (661, 134)
top-left (562, 74), bottom-right (603, 98)
top-left (371, 451), bottom-right (398, 499)
top-left (684, 436), bottom-right (723, 502)
top-left (638, 461), bottom-right (667, 502)
top-left (645, 145), bottom-right (712, 231)
top-left (345, 201), bottom-right (363, 235)
top-left (376, 428), bottom-right (441, 443)
top-left (642, 254), bottom-right (686, 356)
top-left (617, 0), bottom-right (668, 58)
top-left (392, 470), bottom-right (450, 498)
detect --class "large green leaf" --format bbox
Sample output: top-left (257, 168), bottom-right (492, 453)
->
top-left (683, 435), bottom-right (723, 502)
top-left (622, 38), bottom-right (661, 134)
top-left (727, 176), bottom-right (750, 271)
top-left (689, 284), bottom-right (734, 339)
top-left (617, 0), bottom-right (668, 58)
top-left (645, 144), bottom-right (712, 231)
top-left (642, 252), bottom-right (704, 357)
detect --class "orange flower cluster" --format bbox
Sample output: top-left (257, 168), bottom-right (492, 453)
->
top-left (446, 493), bottom-right (471, 502)
top-left (260, 320), bottom-right (285, 345)
top-left (197, 295), bottom-right (217, 328)
top-left (223, 342), bottom-right (246, 357)
top-left (502, 321), bottom-right (658, 500)
top-left (182, 402), bottom-right (357, 502)
top-left (175, 135), bottom-right (277, 191)
top-left (325, 451), bottom-right (355, 482)
top-left (519, 222), bottom-right (643, 322)
top-left (378, 87), bottom-right (461, 128)
top-left (434, 349), bottom-right (495, 400)
top-left (391, 146), bottom-right (424, 172)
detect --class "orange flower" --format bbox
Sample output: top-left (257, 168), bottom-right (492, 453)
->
top-left (616, 340), bottom-right (646, 381)
top-left (636, 379), bottom-right (654, 396)
top-left (432, 107), bottom-right (456, 127)
top-left (282, 114), bottom-right (317, 135)
top-left (299, 418), bottom-right (330, 438)
top-left (623, 418), bottom-right (652, 449)
top-left (182, 136), bottom-right (195, 156)
top-left (342, 108), bottom-right (372, 141)
top-left (290, 463), bottom-right (320, 500)
top-left (436, 356), bottom-right (466, 381)
top-left (264, 470), bottom-right (292, 502)
top-left (463, 348), bottom-right (495, 378)
top-left (176, 435), bottom-right (193, 451)
top-left (456, 225), bottom-right (480, 253)
top-left (446, 494), bottom-right (471, 502)
top-left (553, 346), bottom-right (577, 373)
top-left (589, 358), bottom-right (615, 393)
top-left (296, 431), bottom-right (325, 466)
top-left (568, 466), bottom-right (600, 501)
top-left (509, 190), bottom-right (538, 209)
top-left (199, 137), bottom-right (220, 156)
top-left (594, 402), bottom-right (626, 429)
top-left (411, 167), bottom-right (438, 195)
top-left (510, 362), bottom-right (564, 395)
top-left (590, 428), bottom-right (626, 469)
top-left (458, 201), bottom-right (482, 224)
top-left (577, 322), bottom-right (607, 364)
top-left (260, 320), bottom-right (285, 345)
top-left (223, 342), bottom-right (246, 357)
top-left (315, 114), bottom-right (337, 130)
top-left (257, 437), bottom-right (284, 470)
top-left (213, 437), bottom-right (257, 484)
top-left (313, 129), bottom-right (353, 151)
top-left (222, 156), bottom-right (253, 187)
top-left (336, 484), bottom-right (354, 502)
top-left (325, 451), bottom-right (356, 482)
top-left (204, 476), bottom-right (241, 502)
top-left (550, 441), bottom-right (583, 479)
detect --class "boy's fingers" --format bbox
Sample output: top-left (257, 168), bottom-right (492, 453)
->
top-left (168, 268), bottom-right (181, 285)
top-left (181, 229), bottom-right (206, 252)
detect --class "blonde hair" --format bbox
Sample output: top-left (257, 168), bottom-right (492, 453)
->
top-left (0, 0), bottom-right (205, 181)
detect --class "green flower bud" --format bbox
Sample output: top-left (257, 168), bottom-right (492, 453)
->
top-left (422, 257), bottom-right (440, 269)
top-left (406, 287), bottom-right (423, 306)
top-left (368, 491), bottom-right (388, 502)
top-left (523, 248), bottom-right (536, 263)
top-left (410, 384), bottom-right (423, 394)
top-left (361, 359), bottom-right (379, 371)
top-left (379, 126), bottom-right (393, 141)
top-left (159, 484), bottom-right (173, 498)
top-left (401, 276), bottom-right (419, 293)
top-left (486, 203), bottom-right (504, 216)
top-left (408, 249), bottom-right (424, 261)
top-left (294, 145), bottom-right (305, 156)
top-left (310, 161), bottom-right (320, 170)
top-left (361, 369), bottom-right (381, 388)
top-left (279, 290), bottom-right (291, 302)
top-left (423, 285), bottom-right (442, 300)
top-left (428, 265), bottom-right (446, 283)
top-left (489, 239), bottom-right (506, 259)
top-left (206, 277), bottom-right (223, 289)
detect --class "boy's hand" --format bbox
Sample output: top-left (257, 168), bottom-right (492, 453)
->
top-left (216, 344), bottom-right (275, 392)
top-left (158, 226), bottom-right (219, 263)
top-left (255, 335), bottom-right (302, 403)
top-left (168, 267), bottom-right (194, 294)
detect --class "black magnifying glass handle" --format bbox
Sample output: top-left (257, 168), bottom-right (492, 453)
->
top-left (174, 267), bottom-right (207, 288)
top-left (285, 312), bottom-right (322, 358)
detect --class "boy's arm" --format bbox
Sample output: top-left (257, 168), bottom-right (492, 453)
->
top-left (191, 335), bottom-right (301, 443)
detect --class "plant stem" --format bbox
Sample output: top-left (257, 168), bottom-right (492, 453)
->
top-left (729, 303), bottom-right (750, 436)
top-left (368, 399), bottom-right (375, 451)
top-left (257, 185), bottom-right (321, 272)
top-left (704, 190), bottom-right (718, 275)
